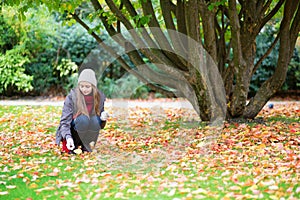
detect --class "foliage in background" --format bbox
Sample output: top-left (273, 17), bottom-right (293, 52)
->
top-left (250, 24), bottom-right (300, 96)
top-left (0, 5), bottom-right (98, 96)
top-left (0, 15), bottom-right (18, 54)
top-left (0, 46), bottom-right (33, 95)
top-left (98, 74), bottom-right (149, 99)
top-left (286, 50), bottom-right (300, 89)
top-left (0, 13), bottom-right (33, 95)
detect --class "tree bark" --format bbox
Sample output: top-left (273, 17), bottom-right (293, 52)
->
top-left (227, 0), bottom-right (248, 118)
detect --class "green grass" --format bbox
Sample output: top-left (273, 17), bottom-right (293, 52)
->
top-left (266, 116), bottom-right (300, 123)
top-left (0, 104), bottom-right (299, 199)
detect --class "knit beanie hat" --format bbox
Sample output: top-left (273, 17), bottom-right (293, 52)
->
top-left (78, 69), bottom-right (97, 87)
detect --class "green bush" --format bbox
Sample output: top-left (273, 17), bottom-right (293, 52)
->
top-left (64, 72), bottom-right (79, 93)
top-left (25, 63), bottom-right (56, 95)
top-left (0, 15), bottom-right (18, 54)
top-left (57, 25), bottom-right (98, 65)
top-left (0, 47), bottom-right (33, 94)
top-left (0, 5), bottom-right (99, 96)
top-left (53, 58), bottom-right (77, 78)
top-left (98, 74), bottom-right (149, 99)
top-left (53, 58), bottom-right (78, 92)
top-left (250, 24), bottom-right (300, 96)
top-left (285, 49), bottom-right (300, 89)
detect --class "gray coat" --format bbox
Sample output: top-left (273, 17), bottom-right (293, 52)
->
top-left (55, 88), bottom-right (106, 145)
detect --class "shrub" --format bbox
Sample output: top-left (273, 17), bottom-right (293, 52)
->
top-left (53, 58), bottom-right (78, 92)
top-left (0, 47), bottom-right (33, 95)
top-left (0, 15), bottom-right (18, 53)
top-left (1, 5), bottom-right (98, 96)
top-left (98, 74), bottom-right (149, 99)
top-left (250, 24), bottom-right (300, 96)
top-left (25, 63), bottom-right (56, 95)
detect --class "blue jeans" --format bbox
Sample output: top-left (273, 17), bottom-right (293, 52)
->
top-left (70, 115), bottom-right (101, 151)
top-left (71, 115), bottom-right (101, 132)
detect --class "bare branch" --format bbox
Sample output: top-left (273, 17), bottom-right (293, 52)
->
top-left (185, 0), bottom-right (201, 42)
top-left (105, 0), bottom-right (187, 77)
top-left (252, 32), bottom-right (280, 76)
top-left (140, 1), bottom-right (173, 51)
top-left (160, 0), bottom-right (188, 68)
top-left (198, 0), bottom-right (217, 61)
top-left (176, 0), bottom-right (187, 35)
top-left (255, 0), bottom-right (285, 35)
top-left (290, 1), bottom-right (300, 49)
top-left (228, 0), bottom-right (244, 64)
top-left (72, 12), bottom-right (175, 97)
top-left (160, 0), bottom-right (176, 30)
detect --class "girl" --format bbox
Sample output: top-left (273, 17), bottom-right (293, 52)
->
top-left (55, 69), bottom-right (109, 153)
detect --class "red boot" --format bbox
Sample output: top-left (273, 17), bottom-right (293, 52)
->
top-left (61, 139), bottom-right (70, 153)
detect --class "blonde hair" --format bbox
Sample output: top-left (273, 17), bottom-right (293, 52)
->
top-left (75, 85), bottom-right (101, 117)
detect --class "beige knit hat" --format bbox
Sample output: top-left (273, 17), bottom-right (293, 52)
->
top-left (78, 69), bottom-right (97, 86)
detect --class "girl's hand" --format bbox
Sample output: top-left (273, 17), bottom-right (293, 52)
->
top-left (100, 111), bottom-right (109, 121)
top-left (66, 138), bottom-right (75, 150)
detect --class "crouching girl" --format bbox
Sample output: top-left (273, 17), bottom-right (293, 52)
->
top-left (55, 69), bottom-right (109, 154)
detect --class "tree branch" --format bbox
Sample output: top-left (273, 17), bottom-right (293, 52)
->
top-left (176, 0), bottom-right (187, 35)
top-left (215, 6), bottom-right (229, 76)
top-left (255, 0), bottom-right (285, 35)
top-left (121, 0), bottom-right (160, 49)
top-left (160, 0), bottom-right (188, 68)
top-left (125, 0), bottom-right (188, 72)
top-left (160, 0), bottom-right (176, 31)
top-left (252, 32), bottom-right (280, 76)
top-left (120, 0), bottom-right (138, 17)
top-left (227, 0), bottom-right (248, 117)
top-left (289, 0), bottom-right (300, 51)
top-left (72, 12), bottom-right (175, 97)
top-left (198, 0), bottom-right (218, 62)
top-left (104, 0), bottom-right (182, 84)
top-left (228, 0), bottom-right (244, 65)
top-left (185, 0), bottom-right (201, 42)
top-left (140, 0), bottom-right (174, 52)
top-left (258, 0), bottom-right (272, 16)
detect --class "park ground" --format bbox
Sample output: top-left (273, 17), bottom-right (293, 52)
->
top-left (0, 98), bottom-right (299, 199)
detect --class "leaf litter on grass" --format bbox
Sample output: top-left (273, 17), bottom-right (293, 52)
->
top-left (0, 101), bottom-right (299, 199)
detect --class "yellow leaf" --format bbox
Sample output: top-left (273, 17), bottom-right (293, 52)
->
top-left (29, 183), bottom-right (38, 189)
top-left (74, 148), bottom-right (82, 155)
top-left (257, 143), bottom-right (266, 149)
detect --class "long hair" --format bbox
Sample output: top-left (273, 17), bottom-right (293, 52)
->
top-left (75, 85), bottom-right (101, 117)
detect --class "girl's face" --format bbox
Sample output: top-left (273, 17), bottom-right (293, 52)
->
top-left (79, 81), bottom-right (93, 95)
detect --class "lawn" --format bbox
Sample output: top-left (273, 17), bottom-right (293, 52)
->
top-left (0, 100), bottom-right (299, 200)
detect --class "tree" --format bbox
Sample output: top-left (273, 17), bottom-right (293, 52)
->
top-left (5, 0), bottom-right (300, 122)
